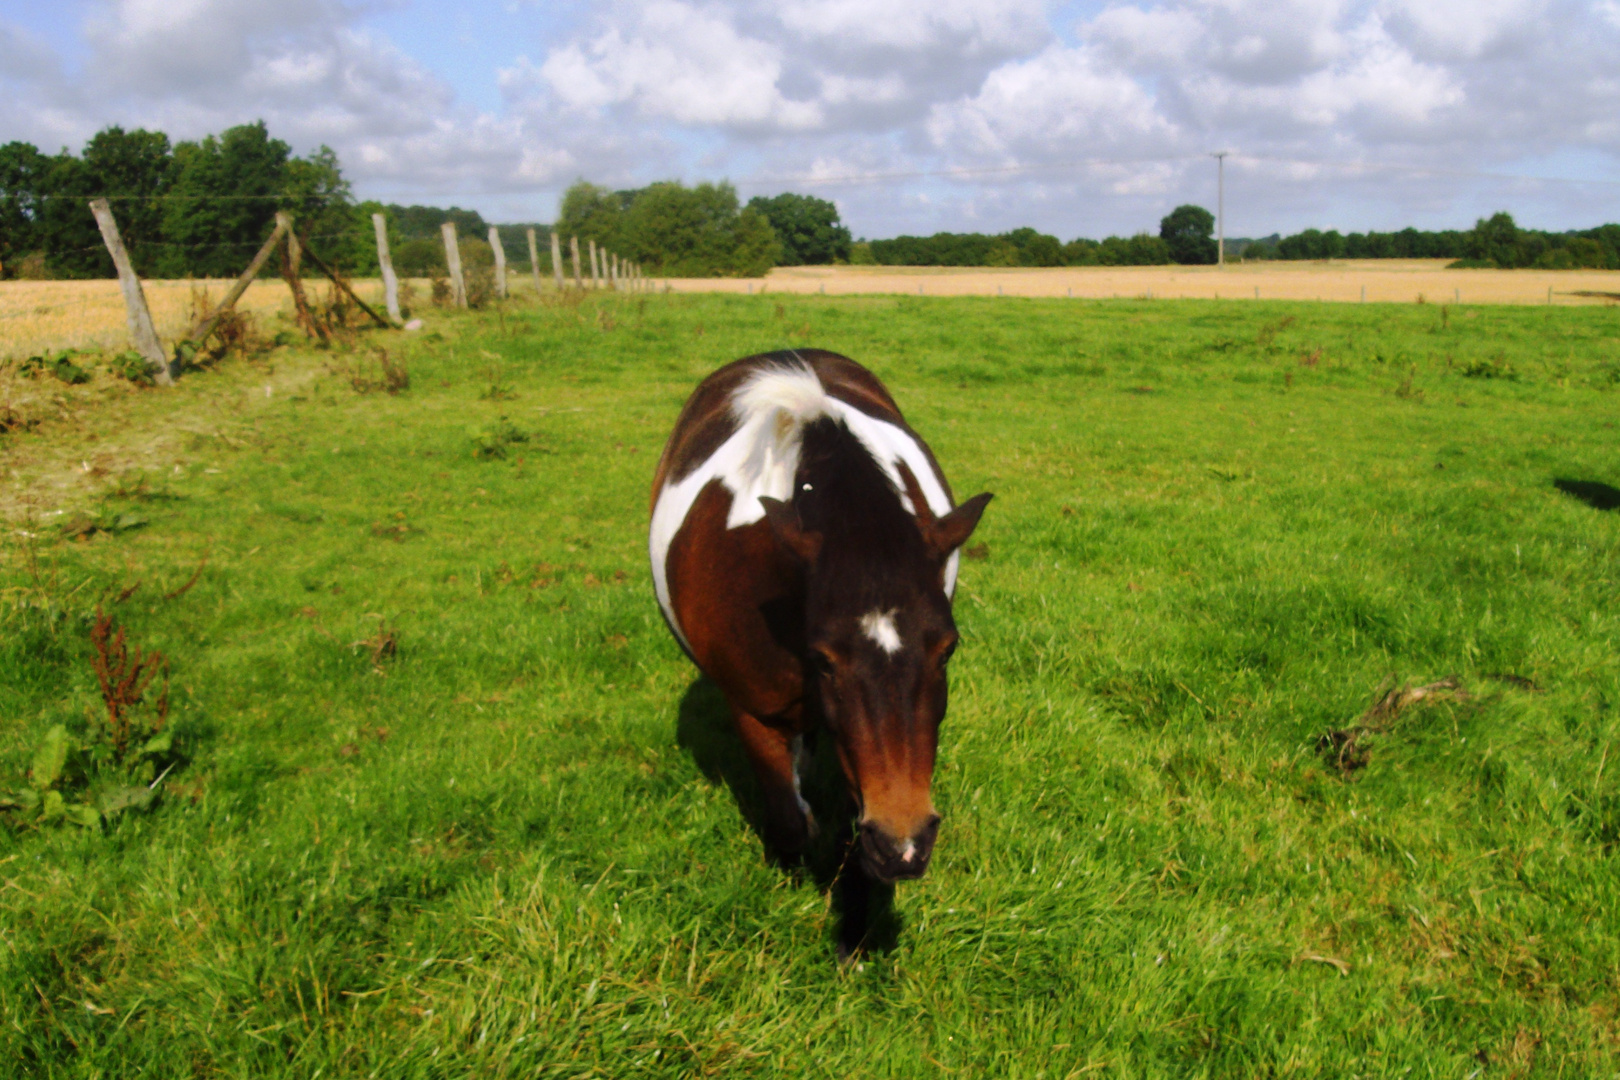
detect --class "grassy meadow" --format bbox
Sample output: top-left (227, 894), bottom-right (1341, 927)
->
top-left (2, 289), bottom-right (1619, 1077)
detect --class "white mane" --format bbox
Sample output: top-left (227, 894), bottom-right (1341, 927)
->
top-left (649, 362), bottom-right (961, 654)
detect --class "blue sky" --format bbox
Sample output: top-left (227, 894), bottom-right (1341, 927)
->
top-left (3, 0), bottom-right (1618, 238)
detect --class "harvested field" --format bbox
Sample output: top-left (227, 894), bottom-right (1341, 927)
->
top-left (0, 277), bottom-right (406, 360)
top-left (669, 259), bottom-right (1620, 305)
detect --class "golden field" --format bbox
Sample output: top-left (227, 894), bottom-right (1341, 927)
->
top-left (5, 262), bottom-right (1618, 360)
top-left (0, 277), bottom-right (401, 360)
top-left (669, 259), bottom-right (1620, 304)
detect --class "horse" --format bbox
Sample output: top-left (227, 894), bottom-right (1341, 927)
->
top-left (649, 349), bottom-right (991, 890)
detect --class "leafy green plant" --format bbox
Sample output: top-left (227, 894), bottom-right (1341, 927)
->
top-left (468, 416), bottom-right (528, 459)
top-left (21, 350), bottom-right (92, 385)
top-left (3, 609), bottom-right (178, 830)
top-left (1460, 353), bottom-right (1517, 379)
top-left (109, 349), bottom-right (158, 386)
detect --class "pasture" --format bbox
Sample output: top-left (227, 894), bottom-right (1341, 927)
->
top-left (2, 289), bottom-right (1619, 1077)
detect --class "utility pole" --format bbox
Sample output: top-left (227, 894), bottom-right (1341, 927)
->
top-left (1212, 151), bottom-right (1228, 267)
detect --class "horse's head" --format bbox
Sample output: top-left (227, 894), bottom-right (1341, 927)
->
top-left (761, 432), bottom-right (991, 884)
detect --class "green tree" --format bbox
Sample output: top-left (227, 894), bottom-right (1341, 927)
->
top-left (615, 181), bottom-right (779, 276)
top-left (386, 204), bottom-right (489, 241)
top-left (745, 193), bottom-right (851, 265)
top-left (0, 141), bottom-right (49, 277)
top-left (555, 182), bottom-right (630, 252)
top-left (161, 121), bottom-right (291, 278)
top-left (984, 238), bottom-right (1021, 267)
top-left (77, 127), bottom-right (173, 277)
top-left (35, 152), bottom-right (102, 279)
top-left (1003, 227), bottom-right (1064, 267)
top-left (284, 145), bottom-right (364, 272)
top-left (1464, 211), bottom-right (1520, 268)
top-left (1160, 204), bottom-right (1217, 264)
top-left (1062, 238), bottom-right (1101, 266)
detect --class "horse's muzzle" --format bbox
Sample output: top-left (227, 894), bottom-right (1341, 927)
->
top-left (858, 815), bottom-right (941, 883)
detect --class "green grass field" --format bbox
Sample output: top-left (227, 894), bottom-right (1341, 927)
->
top-left (2, 290), bottom-right (1618, 1077)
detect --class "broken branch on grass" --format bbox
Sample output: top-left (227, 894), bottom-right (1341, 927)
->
top-left (1317, 676), bottom-right (1469, 774)
top-left (162, 549), bottom-right (210, 601)
top-left (296, 233), bottom-right (395, 329)
top-left (278, 213), bottom-right (325, 343)
top-left (1298, 952), bottom-right (1351, 976)
top-left (184, 216), bottom-right (290, 352)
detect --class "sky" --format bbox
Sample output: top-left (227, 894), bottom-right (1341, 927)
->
top-left (3, 0), bottom-right (1619, 239)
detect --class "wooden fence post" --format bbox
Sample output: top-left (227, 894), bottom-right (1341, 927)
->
top-left (551, 232), bottom-right (565, 291)
top-left (570, 236), bottom-right (583, 289)
top-left (489, 226), bottom-right (508, 300)
top-left (373, 213), bottom-right (401, 322)
top-left (590, 239), bottom-right (603, 289)
top-left (88, 198), bottom-right (172, 385)
top-left (527, 228), bottom-right (543, 297)
top-left (280, 214), bottom-right (320, 340)
top-left (185, 213), bottom-right (290, 350)
top-left (442, 223), bottom-right (467, 308)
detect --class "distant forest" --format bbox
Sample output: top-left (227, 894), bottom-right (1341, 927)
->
top-left (864, 212), bottom-right (1620, 270)
top-left (3, 121), bottom-right (1618, 278)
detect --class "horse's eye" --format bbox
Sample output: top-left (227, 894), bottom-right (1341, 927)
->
top-left (807, 647), bottom-right (837, 676)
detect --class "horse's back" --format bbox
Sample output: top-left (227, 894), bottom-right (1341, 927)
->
top-left (648, 350), bottom-right (948, 717)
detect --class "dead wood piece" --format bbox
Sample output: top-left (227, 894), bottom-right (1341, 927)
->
top-left (1358, 676), bottom-right (1466, 727)
top-left (1319, 676), bottom-right (1468, 775)
top-left (186, 215), bottom-right (290, 348)
top-left (279, 218), bottom-right (324, 342)
top-left (162, 549), bottom-right (211, 601)
top-left (1485, 672), bottom-right (1544, 692)
top-left (298, 234), bottom-right (395, 328)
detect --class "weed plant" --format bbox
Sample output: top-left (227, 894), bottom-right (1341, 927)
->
top-left (0, 292), bottom-right (1617, 1076)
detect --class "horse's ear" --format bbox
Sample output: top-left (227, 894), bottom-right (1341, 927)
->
top-left (759, 497), bottom-right (822, 563)
top-left (924, 492), bottom-right (993, 558)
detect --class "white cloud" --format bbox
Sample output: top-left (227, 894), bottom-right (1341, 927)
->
top-left (1, 0), bottom-right (1617, 235)
top-left (1379, 0), bottom-right (1548, 59)
top-left (540, 2), bottom-right (821, 130)
top-left (776, 0), bottom-right (1046, 54)
top-left (926, 44), bottom-right (1176, 161)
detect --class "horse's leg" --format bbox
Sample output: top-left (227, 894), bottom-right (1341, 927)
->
top-left (732, 709), bottom-right (817, 860)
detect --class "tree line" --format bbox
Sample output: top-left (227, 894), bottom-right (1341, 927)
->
top-left (0, 123), bottom-right (365, 280)
top-left (1242, 214), bottom-right (1620, 269)
top-left (0, 122), bottom-right (854, 280)
top-left (4, 122), bottom-right (1617, 279)
top-left (858, 206), bottom-right (1620, 270)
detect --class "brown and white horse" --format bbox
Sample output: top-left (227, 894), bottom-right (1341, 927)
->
top-left (650, 349), bottom-right (991, 885)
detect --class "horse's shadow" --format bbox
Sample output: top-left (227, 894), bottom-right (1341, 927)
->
top-left (1555, 478), bottom-right (1620, 512)
top-left (675, 675), bottom-right (901, 959)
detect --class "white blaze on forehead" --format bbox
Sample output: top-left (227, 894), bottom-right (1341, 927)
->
top-left (860, 609), bottom-right (902, 654)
